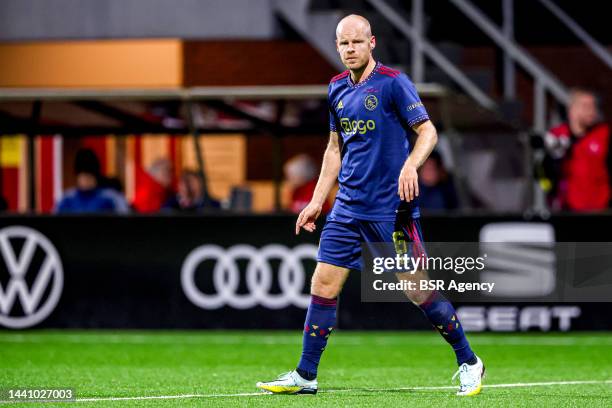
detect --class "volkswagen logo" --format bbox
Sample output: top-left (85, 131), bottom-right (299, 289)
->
top-left (181, 244), bottom-right (316, 310)
top-left (0, 226), bottom-right (63, 329)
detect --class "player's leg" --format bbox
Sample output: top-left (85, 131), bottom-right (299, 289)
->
top-left (397, 269), bottom-right (484, 395)
top-left (296, 262), bottom-right (349, 381)
top-left (256, 262), bottom-right (349, 395)
top-left (396, 268), bottom-right (478, 366)
top-left (256, 216), bottom-right (360, 395)
top-left (394, 218), bottom-right (484, 396)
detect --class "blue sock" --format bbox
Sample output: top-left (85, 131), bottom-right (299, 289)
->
top-left (296, 295), bottom-right (337, 379)
top-left (419, 291), bottom-right (475, 365)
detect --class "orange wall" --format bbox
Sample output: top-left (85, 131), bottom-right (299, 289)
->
top-left (0, 39), bottom-right (183, 88)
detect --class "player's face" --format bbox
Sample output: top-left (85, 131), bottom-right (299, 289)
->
top-left (336, 26), bottom-right (375, 71)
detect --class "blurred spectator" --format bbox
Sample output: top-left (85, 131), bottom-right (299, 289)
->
top-left (99, 175), bottom-right (124, 193)
top-left (132, 158), bottom-right (173, 213)
top-left (284, 154), bottom-right (330, 214)
top-left (544, 88), bottom-right (610, 211)
top-left (163, 169), bottom-right (220, 212)
top-left (56, 149), bottom-right (129, 214)
top-left (418, 151), bottom-right (459, 211)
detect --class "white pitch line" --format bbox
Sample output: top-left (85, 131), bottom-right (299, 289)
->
top-left (76, 392), bottom-right (267, 402)
top-left (325, 379), bottom-right (612, 393)
top-left (1, 379), bottom-right (608, 404)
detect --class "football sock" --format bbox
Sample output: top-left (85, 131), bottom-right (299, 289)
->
top-left (419, 290), bottom-right (476, 366)
top-left (296, 295), bottom-right (337, 379)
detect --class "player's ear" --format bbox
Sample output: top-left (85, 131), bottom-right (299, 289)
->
top-left (370, 35), bottom-right (376, 50)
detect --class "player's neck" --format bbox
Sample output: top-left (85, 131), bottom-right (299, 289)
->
top-left (350, 59), bottom-right (376, 84)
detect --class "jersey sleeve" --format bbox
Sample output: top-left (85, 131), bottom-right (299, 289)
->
top-left (391, 74), bottom-right (430, 128)
top-left (329, 109), bottom-right (338, 132)
top-left (328, 86), bottom-right (340, 132)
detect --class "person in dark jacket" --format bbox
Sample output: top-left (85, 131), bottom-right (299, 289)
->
top-left (55, 149), bottom-right (128, 214)
top-left (418, 150), bottom-right (459, 211)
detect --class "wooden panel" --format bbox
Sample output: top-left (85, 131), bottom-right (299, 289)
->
top-left (247, 134), bottom-right (327, 180)
top-left (245, 180), bottom-right (275, 213)
top-left (184, 41), bottom-right (337, 86)
top-left (105, 136), bottom-right (117, 176)
top-left (0, 40), bottom-right (183, 87)
top-left (182, 134), bottom-right (246, 200)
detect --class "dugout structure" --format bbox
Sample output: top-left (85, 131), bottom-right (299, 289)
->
top-left (0, 84), bottom-right (496, 213)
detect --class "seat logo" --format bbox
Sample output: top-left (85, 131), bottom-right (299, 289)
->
top-left (0, 226), bottom-right (63, 329)
top-left (181, 244), bottom-right (317, 309)
top-left (479, 223), bottom-right (555, 297)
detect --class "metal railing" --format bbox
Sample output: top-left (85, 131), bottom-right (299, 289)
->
top-left (367, 0), bottom-right (497, 111)
top-left (538, 0), bottom-right (612, 70)
top-left (449, 0), bottom-right (571, 132)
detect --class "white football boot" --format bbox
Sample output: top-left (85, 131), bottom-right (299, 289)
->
top-left (256, 370), bottom-right (318, 395)
top-left (452, 355), bottom-right (485, 396)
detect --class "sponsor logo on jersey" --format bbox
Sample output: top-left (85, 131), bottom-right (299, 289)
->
top-left (406, 102), bottom-right (424, 111)
top-left (339, 118), bottom-right (376, 135)
top-left (337, 100), bottom-right (344, 110)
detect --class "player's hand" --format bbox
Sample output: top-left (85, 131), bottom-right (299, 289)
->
top-left (398, 164), bottom-right (419, 202)
top-left (295, 203), bottom-right (322, 235)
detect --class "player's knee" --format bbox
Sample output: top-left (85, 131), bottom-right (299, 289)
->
top-left (311, 277), bottom-right (340, 298)
top-left (311, 272), bottom-right (342, 298)
top-left (396, 270), bottom-right (433, 305)
top-left (310, 263), bottom-right (350, 298)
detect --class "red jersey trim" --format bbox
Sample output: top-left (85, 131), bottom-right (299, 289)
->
top-left (377, 65), bottom-right (400, 77)
top-left (330, 71), bottom-right (350, 83)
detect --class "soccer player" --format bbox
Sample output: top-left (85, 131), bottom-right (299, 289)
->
top-left (256, 14), bottom-right (484, 396)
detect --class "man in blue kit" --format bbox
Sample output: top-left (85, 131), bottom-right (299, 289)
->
top-left (257, 14), bottom-right (484, 396)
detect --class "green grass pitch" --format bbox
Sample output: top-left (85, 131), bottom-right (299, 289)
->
top-left (1, 331), bottom-right (611, 407)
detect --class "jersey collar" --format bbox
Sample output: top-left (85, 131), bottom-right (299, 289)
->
top-left (347, 61), bottom-right (381, 88)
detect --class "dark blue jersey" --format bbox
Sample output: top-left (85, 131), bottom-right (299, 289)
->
top-left (328, 62), bottom-right (430, 221)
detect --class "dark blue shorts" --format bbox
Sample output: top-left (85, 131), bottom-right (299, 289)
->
top-left (317, 211), bottom-right (425, 271)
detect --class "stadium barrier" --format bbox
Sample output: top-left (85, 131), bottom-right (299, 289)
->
top-left (0, 214), bottom-right (610, 331)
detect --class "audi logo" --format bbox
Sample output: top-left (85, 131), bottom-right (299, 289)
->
top-left (181, 244), bottom-right (317, 310)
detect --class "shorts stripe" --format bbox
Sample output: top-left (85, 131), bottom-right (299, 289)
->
top-left (405, 220), bottom-right (426, 259)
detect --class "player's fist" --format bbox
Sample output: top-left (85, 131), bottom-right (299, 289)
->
top-left (295, 203), bottom-right (322, 235)
top-left (398, 164), bottom-right (419, 202)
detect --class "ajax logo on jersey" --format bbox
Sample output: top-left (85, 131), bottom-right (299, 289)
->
top-left (364, 94), bottom-right (378, 111)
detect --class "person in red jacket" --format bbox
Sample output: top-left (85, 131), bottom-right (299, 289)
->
top-left (132, 158), bottom-right (174, 213)
top-left (284, 154), bottom-right (331, 214)
top-left (545, 88), bottom-right (610, 211)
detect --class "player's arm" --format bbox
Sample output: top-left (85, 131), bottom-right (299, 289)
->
top-left (390, 73), bottom-right (437, 202)
top-left (398, 120), bottom-right (438, 202)
top-left (295, 131), bottom-right (341, 234)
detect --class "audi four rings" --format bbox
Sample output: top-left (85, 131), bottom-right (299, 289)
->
top-left (181, 244), bottom-right (318, 309)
